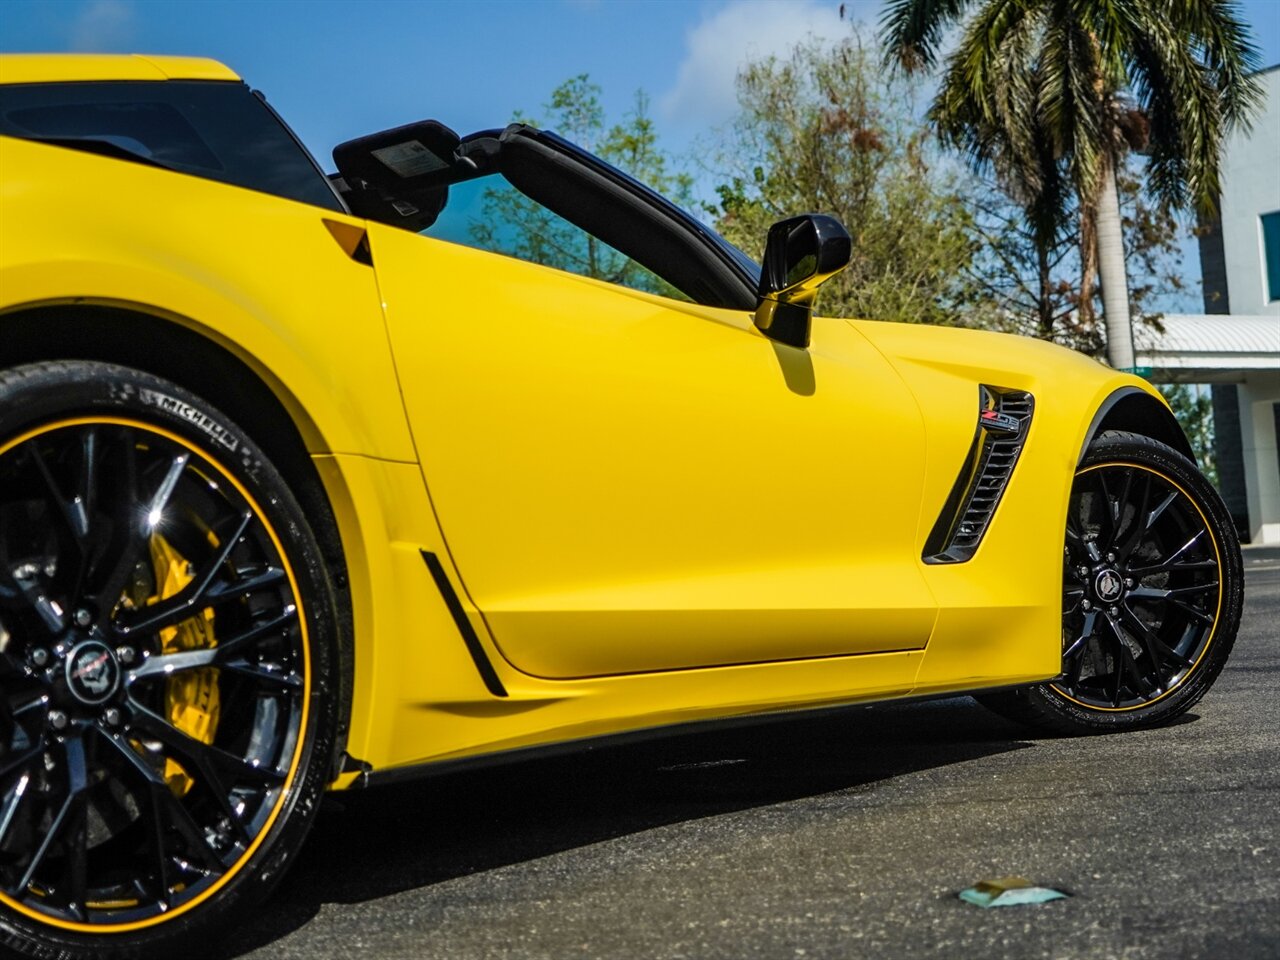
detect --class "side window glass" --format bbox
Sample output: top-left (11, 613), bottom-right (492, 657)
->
top-left (5, 101), bottom-right (221, 170)
top-left (424, 176), bottom-right (692, 302)
top-left (0, 82), bottom-right (340, 211)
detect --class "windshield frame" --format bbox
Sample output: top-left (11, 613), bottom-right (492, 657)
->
top-left (531, 128), bottom-right (762, 292)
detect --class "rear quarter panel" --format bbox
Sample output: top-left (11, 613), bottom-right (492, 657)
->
top-left (0, 135), bottom-right (412, 460)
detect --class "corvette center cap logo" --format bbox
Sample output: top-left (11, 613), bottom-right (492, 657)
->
top-left (1094, 569), bottom-right (1123, 603)
top-left (66, 640), bottom-right (121, 705)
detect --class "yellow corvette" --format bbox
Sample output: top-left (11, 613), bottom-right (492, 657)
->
top-left (0, 55), bottom-right (1243, 959)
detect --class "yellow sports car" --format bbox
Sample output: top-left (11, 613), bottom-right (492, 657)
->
top-left (0, 55), bottom-right (1242, 959)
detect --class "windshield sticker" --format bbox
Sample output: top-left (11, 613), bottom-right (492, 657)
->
top-left (371, 140), bottom-right (450, 178)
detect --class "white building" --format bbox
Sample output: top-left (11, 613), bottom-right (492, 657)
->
top-left (1191, 63), bottom-right (1280, 545)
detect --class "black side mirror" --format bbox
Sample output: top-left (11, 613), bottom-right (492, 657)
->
top-left (754, 214), bottom-right (852, 348)
top-left (332, 120), bottom-right (464, 231)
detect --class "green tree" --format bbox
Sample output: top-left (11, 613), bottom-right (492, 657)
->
top-left (967, 156), bottom-right (1191, 353)
top-left (881, 0), bottom-right (1263, 367)
top-left (708, 33), bottom-right (998, 327)
top-left (471, 75), bottom-right (693, 295)
top-left (1160, 382), bottom-right (1218, 484)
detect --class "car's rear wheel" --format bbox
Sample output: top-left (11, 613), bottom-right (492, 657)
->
top-left (0, 361), bottom-right (337, 959)
top-left (978, 430), bottom-right (1243, 734)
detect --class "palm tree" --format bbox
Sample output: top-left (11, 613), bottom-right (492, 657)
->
top-left (880, 0), bottom-right (1262, 366)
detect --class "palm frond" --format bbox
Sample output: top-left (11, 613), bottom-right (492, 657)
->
top-left (879, 0), bottom-right (975, 72)
top-left (1162, 0), bottom-right (1265, 128)
top-left (1124, 2), bottom-right (1261, 212)
top-left (1039, 5), bottom-right (1107, 201)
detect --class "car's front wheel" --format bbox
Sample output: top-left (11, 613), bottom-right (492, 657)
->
top-left (0, 361), bottom-right (338, 959)
top-left (978, 430), bottom-right (1243, 734)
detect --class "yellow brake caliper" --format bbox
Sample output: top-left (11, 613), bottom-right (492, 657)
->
top-left (148, 534), bottom-right (221, 796)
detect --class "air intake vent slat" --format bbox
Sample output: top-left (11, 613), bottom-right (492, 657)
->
top-left (923, 386), bottom-right (1035, 564)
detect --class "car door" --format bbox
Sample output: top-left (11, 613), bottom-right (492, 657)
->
top-left (371, 221), bottom-right (937, 680)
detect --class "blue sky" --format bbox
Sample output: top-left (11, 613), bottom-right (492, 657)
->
top-left (6, 0), bottom-right (1276, 172)
top-left (3, 0), bottom-right (1278, 305)
top-left (0, 0), bottom-right (873, 164)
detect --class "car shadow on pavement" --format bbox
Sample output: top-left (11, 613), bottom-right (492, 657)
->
top-left (218, 696), bottom-right (1069, 957)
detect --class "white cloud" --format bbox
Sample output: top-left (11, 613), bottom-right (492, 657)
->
top-left (659, 0), bottom-right (857, 134)
top-left (67, 0), bottom-right (135, 52)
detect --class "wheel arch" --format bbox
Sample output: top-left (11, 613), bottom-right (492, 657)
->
top-left (1079, 385), bottom-right (1193, 464)
top-left (0, 301), bottom-right (357, 778)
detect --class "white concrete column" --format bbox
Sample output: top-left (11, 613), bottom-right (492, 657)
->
top-left (1238, 378), bottom-right (1280, 544)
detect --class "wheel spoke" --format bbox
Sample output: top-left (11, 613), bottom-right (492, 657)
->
top-left (216, 605), bottom-right (297, 657)
top-left (145, 453), bottom-right (189, 529)
top-left (1109, 468), bottom-right (1135, 548)
top-left (127, 606), bottom-right (298, 683)
top-left (91, 429), bottom-right (144, 613)
top-left (1127, 585), bottom-right (1170, 602)
top-left (220, 661), bottom-right (303, 689)
top-left (128, 646), bottom-right (218, 681)
top-left (28, 443), bottom-right (91, 545)
top-left (146, 783), bottom-right (175, 908)
top-left (1061, 610), bottom-right (1098, 687)
top-left (1127, 579), bottom-right (1218, 605)
top-left (1168, 580), bottom-right (1218, 596)
top-left (1116, 611), bottom-right (1192, 670)
top-left (79, 428), bottom-right (100, 541)
top-left (1093, 471), bottom-right (1119, 549)
top-left (0, 771), bottom-right (33, 848)
top-left (61, 787), bottom-right (89, 919)
top-left (119, 562), bottom-right (285, 640)
top-left (6, 689), bottom-right (48, 722)
top-left (2, 563), bottom-right (66, 636)
top-left (1106, 616), bottom-right (1156, 698)
top-left (9, 804), bottom-right (64, 897)
top-left (1115, 471), bottom-right (1154, 562)
top-left (1128, 557), bottom-right (1217, 577)
top-left (150, 781), bottom-right (225, 875)
top-left (127, 703), bottom-right (284, 844)
top-left (114, 512), bottom-right (257, 638)
top-left (1169, 597), bottom-right (1215, 626)
top-left (8, 736), bottom-right (90, 899)
top-left (1143, 490), bottom-right (1179, 537)
top-left (1108, 650), bottom-right (1125, 707)
top-left (129, 703), bottom-right (285, 786)
top-left (1118, 639), bottom-right (1154, 698)
top-left (1162, 530), bottom-right (1207, 571)
top-left (0, 742), bottom-right (45, 792)
top-left (93, 438), bottom-right (194, 617)
top-left (96, 730), bottom-right (225, 874)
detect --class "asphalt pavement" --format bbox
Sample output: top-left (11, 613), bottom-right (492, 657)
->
top-left (228, 549), bottom-right (1279, 960)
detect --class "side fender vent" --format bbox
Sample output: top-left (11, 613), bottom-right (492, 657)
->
top-left (924, 386), bottom-right (1035, 564)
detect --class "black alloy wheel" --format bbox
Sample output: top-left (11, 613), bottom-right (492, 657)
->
top-left (978, 430), bottom-right (1243, 734)
top-left (0, 362), bottom-right (338, 960)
